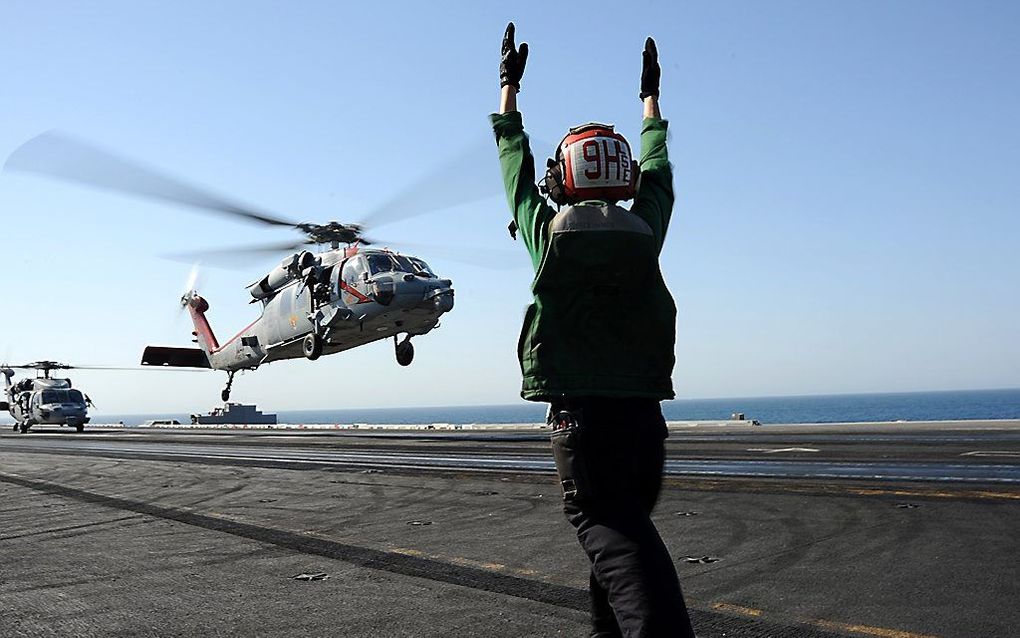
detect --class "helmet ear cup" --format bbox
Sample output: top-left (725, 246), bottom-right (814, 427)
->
top-left (540, 157), bottom-right (567, 205)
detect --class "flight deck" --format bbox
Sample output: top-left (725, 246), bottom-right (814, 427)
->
top-left (2, 420), bottom-right (1018, 637)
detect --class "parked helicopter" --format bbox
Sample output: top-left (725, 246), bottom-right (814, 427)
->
top-left (3, 361), bottom-right (98, 433)
top-left (3, 133), bottom-right (500, 401)
top-left (1, 360), bottom-right (201, 432)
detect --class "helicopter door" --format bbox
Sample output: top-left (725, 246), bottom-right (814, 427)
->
top-left (269, 285), bottom-right (298, 344)
top-left (340, 256), bottom-right (371, 306)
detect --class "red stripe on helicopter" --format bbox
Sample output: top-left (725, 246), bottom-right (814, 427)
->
top-left (208, 319), bottom-right (261, 355)
top-left (340, 281), bottom-right (372, 304)
top-left (188, 302), bottom-right (260, 356)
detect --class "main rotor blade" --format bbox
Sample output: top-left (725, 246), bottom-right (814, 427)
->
top-left (357, 137), bottom-right (502, 230)
top-left (1, 363), bottom-right (201, 372)
top-left (4, 132), bottom-right (297, 228)
top-left (383, 241), bottom-right (527, 271)
top-left (162, 240), bottom-right (310, 267)
top-left (5, 361), bottom-right (70, 370)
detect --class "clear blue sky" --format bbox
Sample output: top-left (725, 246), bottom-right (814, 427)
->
top-left (1, 0), bottom-right (1017, 414)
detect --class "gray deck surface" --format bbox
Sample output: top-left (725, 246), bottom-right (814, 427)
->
top-left (2, 421), bottom-right (1017, 637)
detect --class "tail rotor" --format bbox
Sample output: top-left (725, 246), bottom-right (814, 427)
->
top-left (179, 263), bottom-right (203, 314)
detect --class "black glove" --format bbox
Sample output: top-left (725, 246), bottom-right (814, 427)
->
top-left (500, 22), bottom-right (529, 90)
top-left (640, 37), bottom-right (660, 100)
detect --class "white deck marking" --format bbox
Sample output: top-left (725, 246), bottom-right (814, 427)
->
top-left (747, 447), bottom-right (821, 454)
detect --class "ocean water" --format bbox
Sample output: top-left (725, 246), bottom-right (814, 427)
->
top-left (86, 388), bottom-right (1020, 426)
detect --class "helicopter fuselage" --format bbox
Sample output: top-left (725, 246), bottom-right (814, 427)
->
top-left (174, 246), bottom-right (454, 373)
top-left (2, 373), bottom-right (90, 432)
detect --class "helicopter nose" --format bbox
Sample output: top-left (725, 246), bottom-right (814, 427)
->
top-left (434, 289), bottom-right (454, 313)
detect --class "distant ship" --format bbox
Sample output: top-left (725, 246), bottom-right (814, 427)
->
top-left (191, 403), bottom-right (277, 426)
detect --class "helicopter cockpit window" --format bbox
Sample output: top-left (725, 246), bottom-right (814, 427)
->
top-left (392, 255), bottom-right (415, 273)
top-left (40, 389), bottom-right (85, 404)
top-left (390, 255), bottom-right (427, 275)
top-left (367, 253), bottom-right (396, 275)
top-left (343, 256), bottom-right (367, 284)
top-left (392, 255), bottom-right (435, 277)
top-left (408, 257), bottom-right (435, 277)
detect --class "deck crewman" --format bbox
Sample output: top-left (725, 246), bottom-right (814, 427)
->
top-left (490, 22), bottom-right (696, 638)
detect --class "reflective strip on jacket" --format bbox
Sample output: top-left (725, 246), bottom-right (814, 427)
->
top-left (491, 111), bottom-right (676, 401)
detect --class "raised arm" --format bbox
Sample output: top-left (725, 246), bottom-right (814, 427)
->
top-left (632, 37), bottom-right (673, 251)
top-left (491, 23), bottom-right (554, 269)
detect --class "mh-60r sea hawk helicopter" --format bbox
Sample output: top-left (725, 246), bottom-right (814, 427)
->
top-left (3, 133), bottom-right (505, 401)
top-left (165, 235), bottom-right (453, 401)
top-left (2, 361), bottom-right (95, 433)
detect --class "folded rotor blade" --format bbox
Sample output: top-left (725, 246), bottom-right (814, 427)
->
top-left (4, 131), bottom-right (297, 228)
top-left (357, 137), bottom-right (502, 230)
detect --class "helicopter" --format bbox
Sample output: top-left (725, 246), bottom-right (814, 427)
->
top-left (160, 238), bottom-right (454, 401)
top-left (2, 132), bottom-right (503, 401)
top-left (1, 360), bottom-right (201, 432)
top-left (2, 361), bottom-right (96, 433)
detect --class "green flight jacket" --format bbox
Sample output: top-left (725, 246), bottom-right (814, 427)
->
top-left (491, 111), bottom-right (677, 401)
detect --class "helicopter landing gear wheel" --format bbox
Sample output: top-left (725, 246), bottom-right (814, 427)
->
top-left (303, 333), bottom-right (323, 361)
top-left (19, 423), bottom-right (29, 434)
top-left (221, 371), bottom-right (235, 403)
top-left (12, 423), bottom-right (18, 432)
top-left (395, 335), bottom-right (414, 367)
top-left (75, 424), bottom-right (84, 433)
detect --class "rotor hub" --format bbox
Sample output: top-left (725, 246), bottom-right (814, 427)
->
top-left (296, 221), bottom-right (367, 246)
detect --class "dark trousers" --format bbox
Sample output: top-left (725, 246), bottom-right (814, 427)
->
top-left (550, 397), bottom-right (696, 638)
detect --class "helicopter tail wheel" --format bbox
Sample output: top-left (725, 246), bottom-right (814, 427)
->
top-left (395, 336), bottom-right (414, 367)
top-left (303, 333), bottom-right (323, 361)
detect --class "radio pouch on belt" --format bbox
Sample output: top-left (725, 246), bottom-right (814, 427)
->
top-left (548, 408), bottom-right (594, 502)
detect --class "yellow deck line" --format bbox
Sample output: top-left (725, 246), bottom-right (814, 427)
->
top-left (711, 602), bottom-right (763, 616)
top-left (389, 546), bottom-right (542, 579)
top-left (813, 619), bottom-right (941, 638)
top-left (711, 601), bottom-right (943, 638)
top-left (663, 477), bottom-right (1020, 501)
